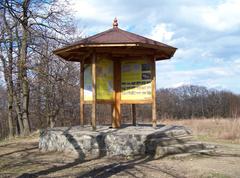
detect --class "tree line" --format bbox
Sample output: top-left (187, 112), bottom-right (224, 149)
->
top-left (1, 0), bottom-right (240, 140)
top-left (1, 82), bottom-right (240, 139)
top-left (156, 86), bottom-right (240, 119)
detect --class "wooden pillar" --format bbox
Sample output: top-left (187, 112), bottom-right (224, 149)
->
top-left (112, 60), bottom-right (121, 128)
top-left (80, 60), bottom-right (84, 126)
top-left (131, 104), bottom-right (136, 126)
top-left (91, 53), bottom-right (96, 130)
top-left (152, 58), bottom-right (157, 128)
top-left (111, 104), bottom-right (114, 127)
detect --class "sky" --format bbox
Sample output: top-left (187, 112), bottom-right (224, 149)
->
top-left (69, 0), bottom-right (240, 94)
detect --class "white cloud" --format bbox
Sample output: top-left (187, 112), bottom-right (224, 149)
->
top-left (66, 0), bottom-right (240, 93)
top-left (180, 0), bottom-right (240, 31)
top-left (156, 61), bottom-right (240, 91)
top-left (148, 23), bottom-right (174, 43)
top-left (70, 1), bottom-right (112, 23)
top-left (234, 58), bottom-right (240, 66)
top-left (173, 48), bottom-right (202, 59)
top-left (171, 82), bottom-right (191, 88)
top-left (69, 0), bottom-right (240, 32)
top-left (202, 0), bottom-right (240, 31)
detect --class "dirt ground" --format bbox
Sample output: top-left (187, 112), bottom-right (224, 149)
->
top-left (0, 135), bottom-right (240, 178)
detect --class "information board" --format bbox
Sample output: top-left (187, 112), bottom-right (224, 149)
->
top-left (96, 58), bottom-right (113, 100)
top-left (121, 60), bottom-right (152, 100)
top-left (84, 58), bottom-right (113, 101)
top-left (83, 64), bottom-right (92, 101)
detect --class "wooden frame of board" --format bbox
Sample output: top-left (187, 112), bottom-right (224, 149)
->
top-left (79, 53), bottom-right (156, 129)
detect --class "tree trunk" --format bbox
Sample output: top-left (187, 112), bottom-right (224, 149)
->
top-left (47, 112), bottom-right (55, 128)
top-left (50, 115), bottom-right (55, 128)
top-left (20, 0), bottom-right (31, 135)
top-left (1, 4), bottom-right (15, 137)
top-left (7, 85), bottom-right (14, 137)
top-left (14, 30), bottom-right (24, 135)
top-left (1, 57), bottom-right (14, 138)
top-left (13, 93), bottom-right (24, 135)
top-left (21, 34), bottom-right (31, 135)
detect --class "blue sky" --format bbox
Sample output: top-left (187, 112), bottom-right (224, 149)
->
top-left (69, 0), bottom-right (240, 94)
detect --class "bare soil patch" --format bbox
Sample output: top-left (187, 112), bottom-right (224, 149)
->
top-left (0, 133), bottom-right (240, 178)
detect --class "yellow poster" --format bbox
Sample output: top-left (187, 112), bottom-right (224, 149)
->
top-left (96, 58), bottom-right (113, 100)
top-left (121, 60), bottom-right (152, 100)
top-left (84, 57), bottom-right (113, 101)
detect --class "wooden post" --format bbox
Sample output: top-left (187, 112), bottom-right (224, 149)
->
top-left (80, 60), bottom-right (84, 126)
top-left (112, 60), bottom-right (121, 128)
top-left (91, 53), bottom-right (96, 130)
top-left (152, 58), bottom-right (157, 128)
top-left (132, 104), bottom-right (136, 126)
top-left (111, 104), bottom-right (114, 128)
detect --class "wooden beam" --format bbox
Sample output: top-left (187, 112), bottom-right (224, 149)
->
top-left (120, 100), bottom-right (152, 104)
top-left (84, 100), bottom-right (114, 104)
top-left (80, 60), bottom-right (84, 126)
top-left (132, 104), bottom-right (136, 126)
top-left (96, 47), bottom-right (156, 56)
top-left (91, 52), bottom-right (96, 130)
top-left (111, 104), bottom-right (114, 128)
top-left (84, 99), bottom-right (152, 105)
top-left (112, 60), bottom-right (121, 128)
top-left (53, 43), bottom-right (138, 54)
top-left (151, 58), bottom-right (157, 128)
top-left (95, 100), bottom-right (114, 104)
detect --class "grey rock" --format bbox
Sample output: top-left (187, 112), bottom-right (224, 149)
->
top-left (39, 125), bottom-right (208, 159)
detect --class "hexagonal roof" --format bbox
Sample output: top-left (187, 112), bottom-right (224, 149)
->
top-left (53, 19), bottom-right (177, 61)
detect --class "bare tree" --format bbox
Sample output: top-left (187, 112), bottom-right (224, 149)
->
top-left (0, 0), bottom-right (77, 136)
top-left (0, 3), bottom-right (16, 137)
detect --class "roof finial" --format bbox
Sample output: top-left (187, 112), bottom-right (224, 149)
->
top-left (113, 17), bottom-right (118, 28)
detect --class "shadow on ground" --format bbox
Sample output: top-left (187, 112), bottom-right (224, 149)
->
top-left (1, 126), bottom-right (237, 178)
top-left (16, 126), bottom-right (190, 178)
top-left (0, 146), bottom-right (38, 157)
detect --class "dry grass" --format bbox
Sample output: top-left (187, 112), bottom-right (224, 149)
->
top-left (161, 118), bottom-right (240, 144)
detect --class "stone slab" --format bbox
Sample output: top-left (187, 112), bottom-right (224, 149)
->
top-left (39, 124), bottom-right (203, 159)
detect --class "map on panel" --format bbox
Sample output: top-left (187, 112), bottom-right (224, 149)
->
top-left (121, 60), bottom-right (152, 100)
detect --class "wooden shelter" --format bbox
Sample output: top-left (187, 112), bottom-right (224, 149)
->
top-left (53, 18), bottom-right (177, 129)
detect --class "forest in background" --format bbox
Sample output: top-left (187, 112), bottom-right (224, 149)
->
top-left (0, 0), bottom-right (240, 140)
top-left (1, 82), bottom-right (240, 140)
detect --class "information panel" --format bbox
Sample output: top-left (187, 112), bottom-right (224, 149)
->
top-left (84, 58), bottom-right (113, 101)
top-left (121, 60), bottom-right (152, 100)
top-left (96, 58), bottom-right (113, 100)
top-left (83, 64), bottom-right (92, 101)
